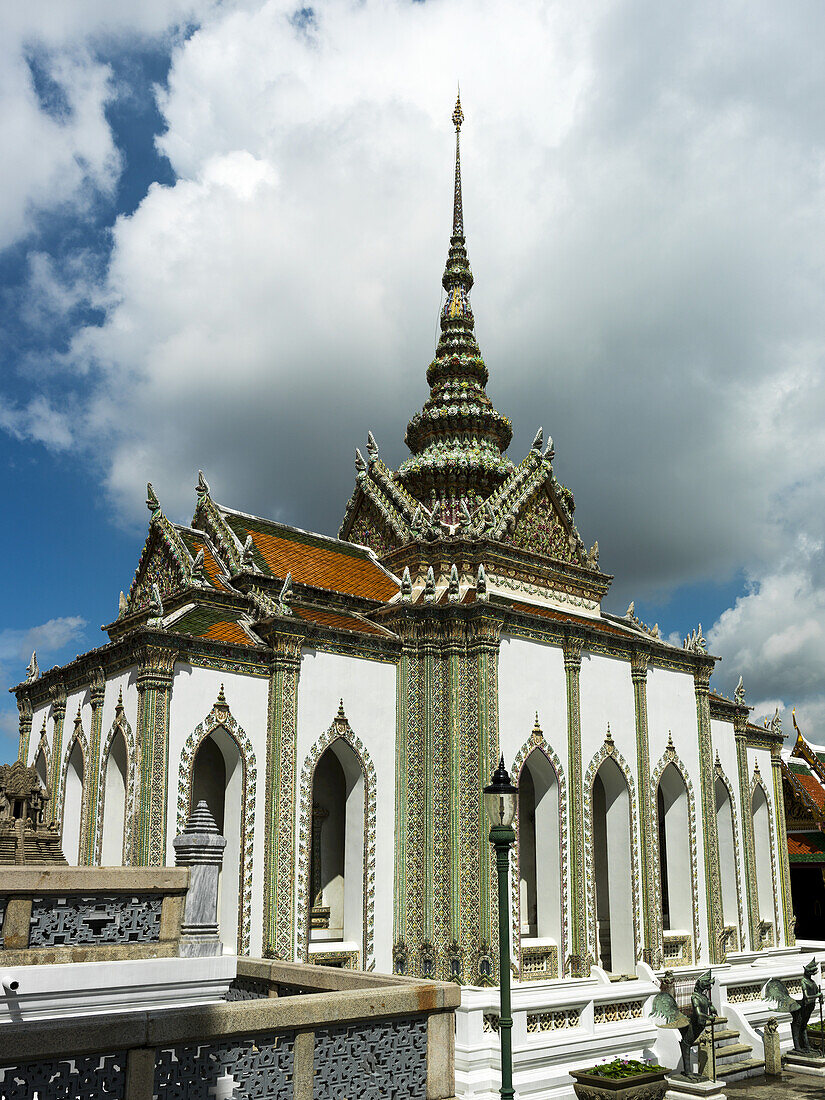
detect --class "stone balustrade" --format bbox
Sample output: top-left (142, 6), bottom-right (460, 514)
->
top-left (0, 866), bottom-right (189, 965)
top-left (0, 958), bottom-right (460, 1100)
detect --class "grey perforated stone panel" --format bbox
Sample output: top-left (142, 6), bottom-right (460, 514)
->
top-left (313, 1016), bottom-right (427, 1099)
top-left (225, 977), bottom-right (269, 1001)
top-left (0, 1052), bottom-right (126, 1099)
top-left (28, 894), bottom-right (162, 946)
top-left (154, 1031), bottom-right (294, 1099)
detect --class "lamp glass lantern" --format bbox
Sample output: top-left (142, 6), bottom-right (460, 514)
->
top-left (484, 756), bottom-right (518, 830)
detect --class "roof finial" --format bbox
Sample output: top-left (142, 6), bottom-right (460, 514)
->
top-left (451, 90), bottom-right (464, 238)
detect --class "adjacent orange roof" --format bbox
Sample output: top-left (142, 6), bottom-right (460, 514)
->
top-left (201, 620), bottom-right (256, 646)
top-left (788, 831), bottom-right (825, 860)
top-left (797, 774), bottom-right (825, 812)
top-left (294, 606), bottom-right (388, 637)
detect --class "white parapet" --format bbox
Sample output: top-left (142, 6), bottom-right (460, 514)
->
top-left (0, 953), bottom-right (237, 1023)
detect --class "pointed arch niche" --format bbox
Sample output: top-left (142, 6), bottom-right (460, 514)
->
top-left (584, 736), bottom-right (641, 975)
top-left (59, 714), bottom-right (87, 866)
top-left (296, 703), bottom-right (376, 969)
top-left (176, 688), bottom-right (256, 955)
top-left (751, 771), bottom-right (779, 945)
top-left (511, 717), bottom-right (568, 979)
top-left (96, 694), bottom-right (135, 866)
top-left (651, 743), bottom-right (701, 965)
top-left (714, 764), bottom-right (745, 951)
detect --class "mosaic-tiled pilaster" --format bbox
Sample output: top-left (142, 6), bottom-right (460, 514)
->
top-left (564, 634), bottom-right (587, 977)
top-left (393, 635), bottom-right (411, 957)
top-left (457, 632), bottom-right (481, 982)
top-left (473, 611), bottom-right (502, 982)
top-left (694, 668), bottom-right (723, 962)
top-left (47, 682), bottom-right (67, 824)
top-left (81, 669), bottom-right (106, 864)
top-left (770, 747), bottom-right (795, 945)
top-left (263, 634), bottom-right (302, 959)
top-left (17, 696), bottom-right (32, 766)
top-left (421, 627), bottom-right (437, 951)
top-left (446, 623), bottom-right (462, 951)
top-left (631, 651), bottom-right (661, 966)
top-left (133, 646), bottom-right (176, 865)
top-left (734, 720), bottom-right (759, 950)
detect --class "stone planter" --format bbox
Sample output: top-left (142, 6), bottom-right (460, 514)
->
top-left (570, 1068), bottom-right (668, 1100)
top-left (808, 1026), bottom-right (825, 1052)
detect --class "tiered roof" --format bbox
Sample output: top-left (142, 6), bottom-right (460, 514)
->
top-left (781, 713), bottom-right (825, 865)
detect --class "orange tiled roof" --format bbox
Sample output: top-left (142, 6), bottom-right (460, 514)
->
top-left (788, 831), bottom-right (825, 859)
top-left (294, 606), bottom-right (389, 637)
top-left (510, 601), bottom-right (629, 638)
top-left (201, 620), bottom-right (256, 646)
top-left (797, 774), bottom-right (825, 812)
top-left (240, 527), bottom-right (397, 600)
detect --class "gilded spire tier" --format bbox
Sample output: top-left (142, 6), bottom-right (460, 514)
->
top-left (396, 95), bottom-right (513, 520)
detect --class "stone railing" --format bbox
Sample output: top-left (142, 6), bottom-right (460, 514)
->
top-left (0, 867), bottom-right (189, 965)
top-left (0, 958), bottom-right (460, 1100)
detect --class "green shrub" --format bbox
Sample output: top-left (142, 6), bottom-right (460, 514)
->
top-left (579, 1058), bottom-right (666, 1079)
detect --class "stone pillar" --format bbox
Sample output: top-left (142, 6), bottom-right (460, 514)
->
top-left (632, 650), bottom-right (661, 967)
top-left (694, 667), bottom-right (724, 963)
top-left (564, 633), bottom-right (588, 977)
top-left (770, 745), bottom-right (796, 946)
top-left (16, 696), bottom-right (32, 766)
top-left (393, 623), bottom-right (413, 970)
top-left (133, 645), bottom-right (176, 866)
top-left (47, 682), bottom-right (67, 825)
top-left (734, 718), bottom-right (759, 950)
top-left (421, 624), bottom-right (438, 958)
top-left (174, 801), bottom-right (227, 956)
top-left (763, 1017), bottom-right (782, 1076)
top-left (81, 669), bottom-right (106, 865)
top-left (263, 631), bottom-right (303, 959)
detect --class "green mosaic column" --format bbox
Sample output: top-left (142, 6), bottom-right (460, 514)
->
top-left (473, 608), bottom-right (502, 983)
top-left (770, 745), bottom-right (796, 946)
top-left (421, 624), bottom-right (438, 957)
top-left (632, 651), bottom-right (662, 966)
top-left (393, 627), bottom-right (411, 964)
top-left (446, 618), bottom-right (464, 956)
top-left (16, 696), bottom-right (32, 765)
top-left (81, 669), bottom-right (106, 865)
top-left (47, 682), bottom-right (67, 824)
top-left (263, 633), bottom-right (302, 959)
top-left (133, 646), bottom-right (175, 866)
top-left (694, 668), bottom-right (724, 963)
top-left (734, 719), bottom-right (759, 949)
top-left (563, 634), bottom-right (588, 977)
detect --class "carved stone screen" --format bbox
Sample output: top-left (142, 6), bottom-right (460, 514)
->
top-left (313, 1016), bottom-right (427, 1098)
top-left (154, 1032), bottom-right (294, 1099)
top-left (28, 894), bottom-right (162, 946)
top-left (0, 1053), bottom-right (126, 1099)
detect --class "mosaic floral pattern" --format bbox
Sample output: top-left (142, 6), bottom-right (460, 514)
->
top-left (176, 689), bottom-right (257, 955)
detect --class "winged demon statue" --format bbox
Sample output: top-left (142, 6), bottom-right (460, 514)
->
top-left (651, 971), bottom-right (718, 1079)
top-left (764, 958), bottom-right (821, 1054)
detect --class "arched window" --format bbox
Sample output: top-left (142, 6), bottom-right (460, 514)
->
top-left (657, 764), bottom-right (692, 933)
top-left (715, 777), bottom-right (739, 935)
top-left (593, 757), bottom-right (634, 973)
top-left (752, 784), bottom-right (776, 936)
top-left (308, 739), bottom-right (365, 951)
top-left (517, 750), bottom-right (561, 945)
top-left (191, 727), bottom-right (243, 953)
top-left (62, 742), bottom-right (85, 866)
top-left (101, 730), bottom-right (128, 865)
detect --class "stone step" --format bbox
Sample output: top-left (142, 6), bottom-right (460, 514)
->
top-left (712, 1029), bottom-right (739, 1042)
top-left (715, 1057), bottom-right (765, 1082)
top-left (714, 1043), bottom-right (754, 1061)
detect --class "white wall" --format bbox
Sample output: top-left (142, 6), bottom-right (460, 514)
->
top-left (498, 636), bottom-right (568, 771)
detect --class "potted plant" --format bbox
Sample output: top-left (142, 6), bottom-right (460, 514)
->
top-left (808, 1019), bottom-right (825, 1052)
top-left (570, 1058), bottom-right (668, 1100)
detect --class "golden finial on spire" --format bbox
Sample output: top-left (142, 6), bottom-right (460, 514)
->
top-left (452, 89), bottom-right (464, 132)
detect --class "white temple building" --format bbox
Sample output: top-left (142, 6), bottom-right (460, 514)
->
top-left (10, 97), bottom-right (822, 1097)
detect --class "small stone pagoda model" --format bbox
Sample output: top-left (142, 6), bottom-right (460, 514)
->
top-left (651, 971), bottom-right (718, 1079)
top-left (0, 760), bottom-right (66, 865)
top-left (764, 959), bottom-right (822, 1054)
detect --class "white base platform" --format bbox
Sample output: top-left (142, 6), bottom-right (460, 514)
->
top-left (784, 1051), bottom-right (825, 1077)
top-left (665, 1075), bottom-right (726, 1100)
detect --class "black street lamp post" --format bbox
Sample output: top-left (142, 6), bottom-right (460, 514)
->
top-left (484, 756), bottom-right (518, 1100)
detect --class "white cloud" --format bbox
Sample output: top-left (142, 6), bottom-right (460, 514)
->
top-left (0, 617), bottom-right (87, 668)
top-left (5, 1), bottom-right (825, 725)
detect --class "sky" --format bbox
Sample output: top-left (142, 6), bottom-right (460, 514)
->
top-left (2, 0), bottom-right (825, 759)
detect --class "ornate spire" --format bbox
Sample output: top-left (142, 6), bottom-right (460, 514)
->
top-left (397, 95), bottom-right (512, 520)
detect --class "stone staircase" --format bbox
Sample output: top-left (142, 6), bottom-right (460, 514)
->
top-left (697, 1016), bottom-right (765, 1082)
